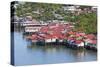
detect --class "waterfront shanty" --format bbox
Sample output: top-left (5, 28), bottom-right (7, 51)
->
top-left (24, 22), bottom-right (97, 51)
top-left (12, 2), bottom-right (97, 51)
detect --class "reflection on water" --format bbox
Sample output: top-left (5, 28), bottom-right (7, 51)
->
top-left (13, 32), bottom-right (97, 66)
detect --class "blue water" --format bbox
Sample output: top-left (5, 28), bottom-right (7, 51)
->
top-left (13, 32), bottom-right (97, 66)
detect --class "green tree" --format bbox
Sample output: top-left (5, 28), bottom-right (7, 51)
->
top-left (75, 13), bottom-right (97, 34)
top-left (15, 2), bottom-right (62, 21)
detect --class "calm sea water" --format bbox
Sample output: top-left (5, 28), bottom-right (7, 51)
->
top-left (13, 32), bottom-right (97, 66)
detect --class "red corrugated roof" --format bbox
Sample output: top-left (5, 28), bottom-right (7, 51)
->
top-left (29, 23), bottom-right (97, 44)
top-left (75, 40), bottom-right (82, 44)
top-left (45, 35), bottom-right (52, 39)
top-left (75, 33), bottom-right (81, 37)
top-left (39, 26), bottom-right (49, 33)
top-left (86, 34), bottom-right (96, 39)
top-left (31, 34), bottom-right (38, 40)
top-left (91, 40), bottom-right (97, 44)
top-left (68, 31), bottom-right (75, 35)
top-left (68, 37), bottom-right (74, 40)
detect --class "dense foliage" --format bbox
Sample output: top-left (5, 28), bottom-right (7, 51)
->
top-left (75, 13), bottom-right (97, 34)
top-left (15, 2), bottom-right (63, 21)
top-left (14, 2), bottom-right (97, 34)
